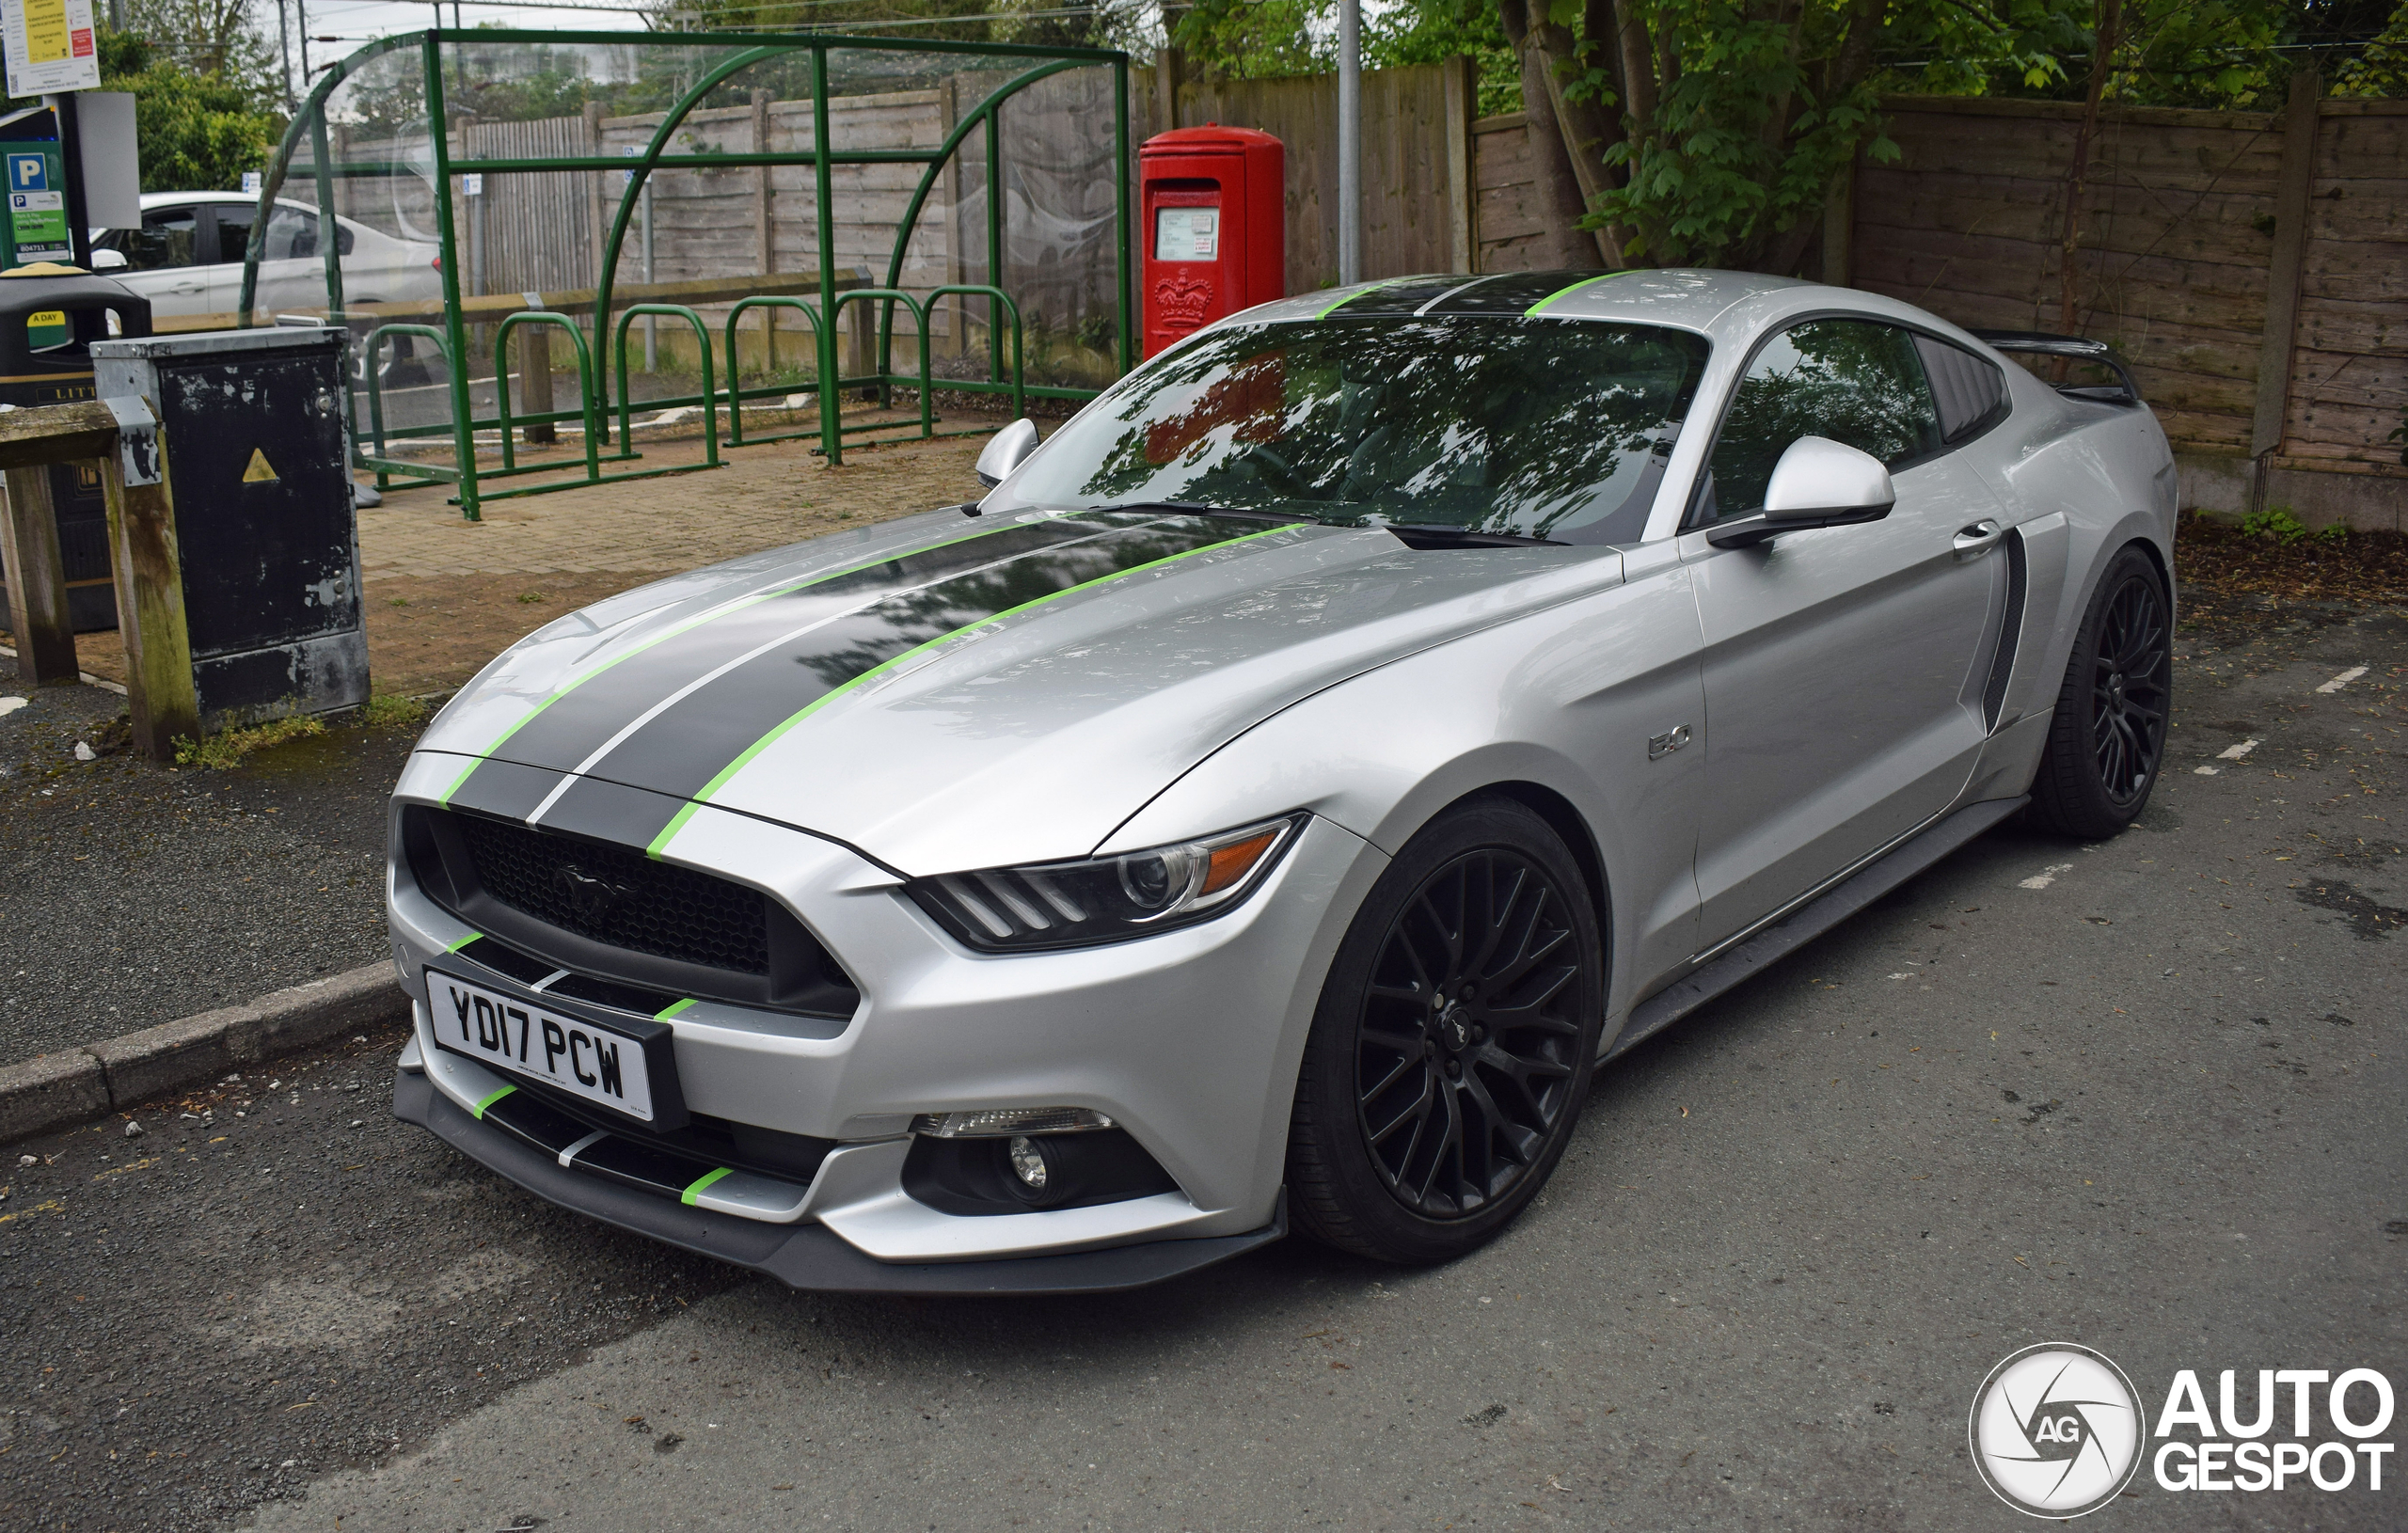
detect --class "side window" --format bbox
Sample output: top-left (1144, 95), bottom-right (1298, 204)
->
top-left (1699, 319), bottom-right (1941, 520)
top-left (261, 205), bottom-right (323, 261)
top-left (1913, 335), bottom-right (2008, 442)
top-left (119, 206), bottom-right (197, 270)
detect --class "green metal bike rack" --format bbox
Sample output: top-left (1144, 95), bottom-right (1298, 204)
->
top-left (927, 284), bottom-right (1025, 423)
top-left (494, 312), bottom-right (601, 483)
top-left (236, 28), bottom-right (1135, 518)
top-left (721, 296), bottom-right (824, 449)
top-left (359, 323), bottom-right (454, 492)
top-left (612, 305), bottom-right (720, 471)
top-left (824, 288), bottom-right (932, 450)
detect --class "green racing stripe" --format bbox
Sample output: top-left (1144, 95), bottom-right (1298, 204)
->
top-left (640, 519), bottom-right (1307, 859)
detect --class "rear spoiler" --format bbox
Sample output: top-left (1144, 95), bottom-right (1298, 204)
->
top-left (1970, 329), bottom-right (2143, 406)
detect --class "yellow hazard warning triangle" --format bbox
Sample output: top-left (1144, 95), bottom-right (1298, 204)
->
top-left (242, 448), bottom-right (278, 483)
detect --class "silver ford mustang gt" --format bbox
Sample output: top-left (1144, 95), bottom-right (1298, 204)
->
top-left (388, 269), bottom-right (2175, 1293)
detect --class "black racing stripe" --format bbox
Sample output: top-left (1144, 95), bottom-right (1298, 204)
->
top-left (440, 755), bottom-right (564, 823)
top-left (543, 516), bottom-right (1275, 821)
top-left (533, 773), bottom-right (694, 860)
top-left (445, 516), bottom-right (1129, 810)
top-left (1423, 270), bottom-right (1599, 315)
top-left (1323, 276), bottom-right (1483, 316)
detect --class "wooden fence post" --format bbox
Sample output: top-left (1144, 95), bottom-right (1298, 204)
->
top-left (2249, 68), bottom-right (2321, 511)
top-left (0, 466), bottom-right (78, 684)
top-left (1444, 55), bottom-right (1476, 275)
top-left (520, 322), bottom-right (556, 446)
top-left (98, 418), bottom-right (199, 760)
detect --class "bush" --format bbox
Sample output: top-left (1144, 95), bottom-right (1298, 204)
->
top-left (2239, 506), bottom-right (2311, 545)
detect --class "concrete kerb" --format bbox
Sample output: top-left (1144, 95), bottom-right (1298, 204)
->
top-left (0, 965), bottom-right (409, 1143)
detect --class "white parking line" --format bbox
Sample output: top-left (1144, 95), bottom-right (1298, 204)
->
top-left (0, 696), bottom-right (24, 717)
top-left (2019, 863), bottom-right (2075, 890)
top-left (2194, 765), bottom-right (2220, 775)
top-left (2315, 666), bottom-right (2368, 694)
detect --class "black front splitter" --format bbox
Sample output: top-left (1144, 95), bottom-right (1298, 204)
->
top-left (393, 1069), bottom-right (1286, 1296)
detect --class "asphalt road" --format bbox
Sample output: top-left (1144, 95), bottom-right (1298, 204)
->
top-left (0, 672), bottom-right (410, 1063)
top-left (0, 596), bottom-right (2400, 1533)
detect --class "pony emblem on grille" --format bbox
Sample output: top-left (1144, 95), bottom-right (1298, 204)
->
top-left (553, 864), bottom-right (627, 923)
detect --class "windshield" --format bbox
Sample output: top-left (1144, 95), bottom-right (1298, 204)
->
top-left (1008, 318), bottom-right (1710, 544)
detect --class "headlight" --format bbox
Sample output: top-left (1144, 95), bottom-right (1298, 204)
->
top-left (907, 814), bottom-right (1305, 952)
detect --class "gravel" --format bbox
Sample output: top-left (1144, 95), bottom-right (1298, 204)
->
top-left (0, 664), bottom-right (415, 1066)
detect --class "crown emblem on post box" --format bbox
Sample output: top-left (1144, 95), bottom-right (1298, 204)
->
top-left (1153, 272), bottom-right (1214, 331)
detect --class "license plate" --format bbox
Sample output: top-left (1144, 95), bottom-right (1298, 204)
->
top-left (427, 968), bottom-right (659, 1122)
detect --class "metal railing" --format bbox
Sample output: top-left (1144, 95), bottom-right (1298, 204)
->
top-left (237, 28), bottom-right (1134, 520)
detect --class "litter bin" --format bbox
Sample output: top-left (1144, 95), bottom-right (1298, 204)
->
top-left (0, 261), bottom-right (151, 630)
top-left (89, 326), bottom-right (368, 724)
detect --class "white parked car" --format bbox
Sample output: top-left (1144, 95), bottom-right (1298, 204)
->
top-left (87, 191), bottom-right (442, 317)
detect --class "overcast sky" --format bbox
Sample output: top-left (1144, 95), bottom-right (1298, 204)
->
top-left (270, 0), bottom-right (655, 96)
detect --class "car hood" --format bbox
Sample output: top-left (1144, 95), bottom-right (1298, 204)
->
top-left (418, 506), bottom-right (1624, 875)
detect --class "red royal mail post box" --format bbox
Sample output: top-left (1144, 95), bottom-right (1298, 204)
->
top-left (1138, 125), bottom-right (1284, 359)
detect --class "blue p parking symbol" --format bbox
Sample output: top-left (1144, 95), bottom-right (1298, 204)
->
top-left (8, 155), bottom-right (45, 193)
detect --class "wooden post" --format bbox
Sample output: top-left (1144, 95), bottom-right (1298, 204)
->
top-left (2250, 68), bottom-right (2321, 507)
top-left (583, 101), bottom-right (608, 284)
top-left (520, 323), bottom-right (556, 446)
top-left (753, 87), bottom-right (775, 376)
top-left (0, 466), bottom-right (78, 684)
top-left (1443, 55), bottom-right (1476, 275)
top-left (99, 432), bottom-right (199, 760)
top-left (1156, 45), bottom-right (1181, 135)
top-left (940, 78), bottom-right (963, 360)
top-left (1822, 153), bottom-right (1857, 288)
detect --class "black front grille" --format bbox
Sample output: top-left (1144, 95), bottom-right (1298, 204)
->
top-left (455, 814), bottom-right (771, 974)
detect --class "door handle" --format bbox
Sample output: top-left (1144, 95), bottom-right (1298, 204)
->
top-left (1953, 519), bottom-right (2005, 560)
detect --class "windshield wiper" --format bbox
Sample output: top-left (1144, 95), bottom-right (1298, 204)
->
top-left (1380, 521), bottom-right (1561, 549)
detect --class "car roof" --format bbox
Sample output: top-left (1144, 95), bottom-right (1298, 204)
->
top-left (1210, 268), bottom-right (1983, 351)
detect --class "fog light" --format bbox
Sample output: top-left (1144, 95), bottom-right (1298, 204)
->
top-left (1006, 1135), bottom-right (1048, 1191)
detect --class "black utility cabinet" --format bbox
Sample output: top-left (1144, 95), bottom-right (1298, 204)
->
top-left (0, 262), bottom-right (151, 629)
top-left (90, 327), bottom-right (368, 723)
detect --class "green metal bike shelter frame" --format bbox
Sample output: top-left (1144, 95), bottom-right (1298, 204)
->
top-left (238, 28), bottom-right (1134, 520)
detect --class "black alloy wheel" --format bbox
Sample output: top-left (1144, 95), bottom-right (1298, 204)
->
top-left (1288, 797), bottom-right (1604, 1264)
top-left (1355, 848), bottom-right (1584, 1218)
top-left (2030, 545), bottom-right (2173, 839)
top-left (2090, 571), bottom-right (2170, 803)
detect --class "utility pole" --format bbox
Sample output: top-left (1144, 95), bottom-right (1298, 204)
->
top-left (1337, 0), bottom-right (1360, 286)
top-left (277, 0), bottom-right (295, 111)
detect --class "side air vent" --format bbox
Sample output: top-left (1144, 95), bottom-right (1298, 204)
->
top-left (1983, 529), bottom-right (2028, 732)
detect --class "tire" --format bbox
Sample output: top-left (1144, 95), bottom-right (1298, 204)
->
top-left (2028, 545), bottom-right (2173, 840)
top-left (1287, 796), bottom-right (1605, 1264)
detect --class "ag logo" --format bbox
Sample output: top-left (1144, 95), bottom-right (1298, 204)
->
top-left (1970, 1344), bottom-right (2145, 1518)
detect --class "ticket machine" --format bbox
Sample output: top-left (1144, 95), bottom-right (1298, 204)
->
top-left (1137, 126), bottom-right (1284, 359)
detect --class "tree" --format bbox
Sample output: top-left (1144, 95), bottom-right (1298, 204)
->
top-left (103, 28), bottom-right (284, 192)
top-left (4, 29), bottom-right (284, 193)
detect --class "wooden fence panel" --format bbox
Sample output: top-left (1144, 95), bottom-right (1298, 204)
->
top-left (1178, 63), bottom-right (1472, 293)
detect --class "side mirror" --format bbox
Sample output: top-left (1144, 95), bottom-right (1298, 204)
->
top-left (88, 246), bottom-right (128, 272)
top-left (1707, 435), bottom-right (1896, 549)
top-left (975, 418), bottom-right (1040, 487)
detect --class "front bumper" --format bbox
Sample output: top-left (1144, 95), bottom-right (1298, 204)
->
top-left (393, 1067), bottom-right (1287, 1295)
top-left (386, 749), bottom-right (1385, 1276)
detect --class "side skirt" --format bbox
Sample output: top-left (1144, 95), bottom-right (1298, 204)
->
top-left (1605, 795), bottom-right (2029, 1061)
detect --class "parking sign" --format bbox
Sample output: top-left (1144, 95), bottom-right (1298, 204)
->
top-left (8, 153), bottom-right (46, 193)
